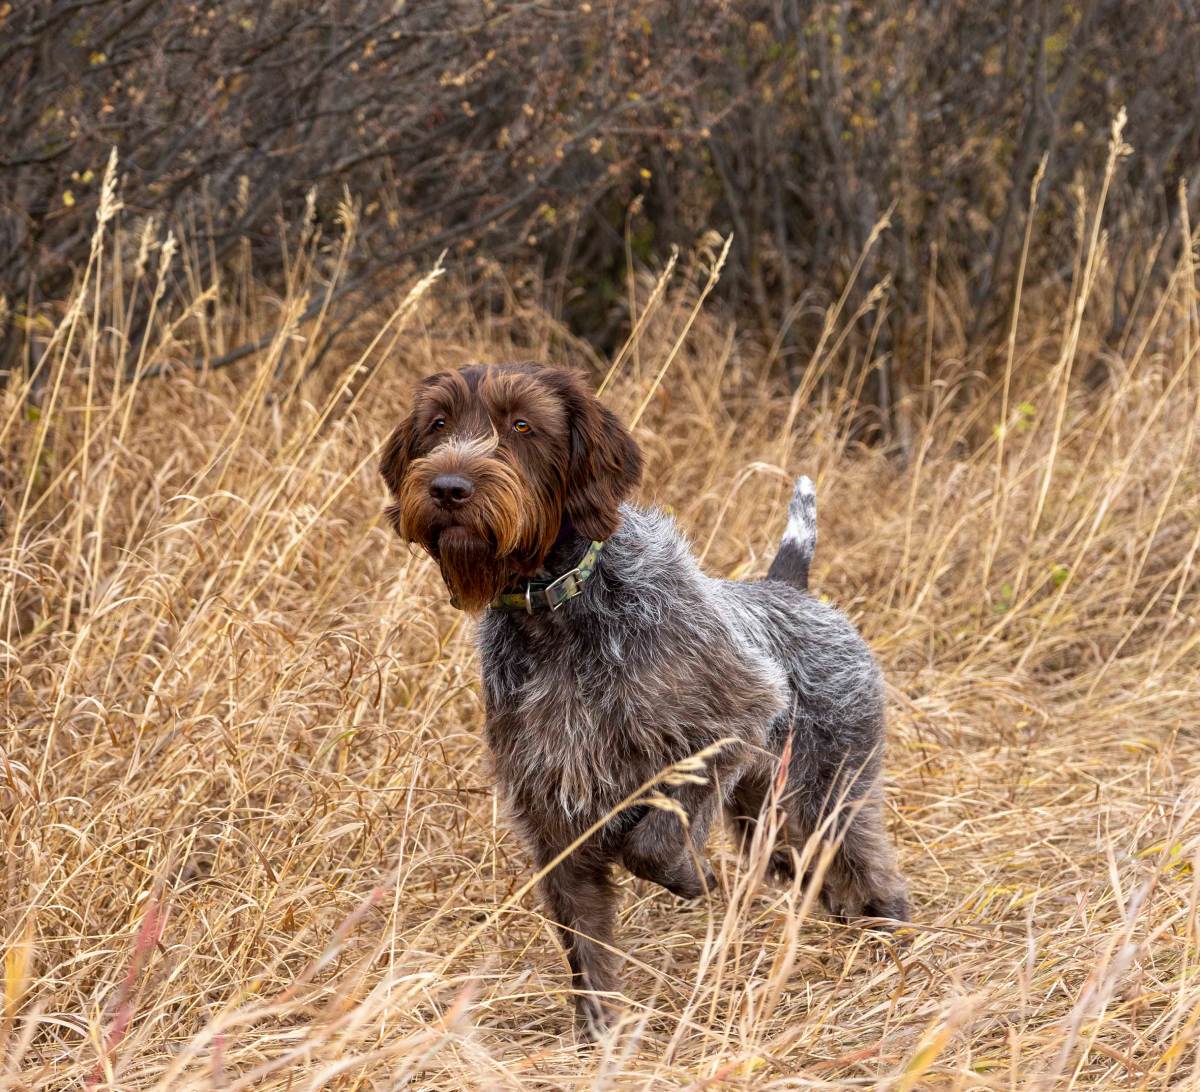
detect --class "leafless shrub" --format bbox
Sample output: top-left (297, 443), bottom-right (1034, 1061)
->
top-left (3, 2), bottom-right (1198, 399)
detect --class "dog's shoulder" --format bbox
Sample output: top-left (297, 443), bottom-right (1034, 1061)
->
top-left (602, 502), bottom-right (703, 593)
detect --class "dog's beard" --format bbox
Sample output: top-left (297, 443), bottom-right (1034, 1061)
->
top-left (434, 526), bottom-right (512, 610)
top-left (392, 453), bottom-right (563, 612)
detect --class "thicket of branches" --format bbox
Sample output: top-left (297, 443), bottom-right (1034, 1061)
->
top-left (3, 0), bottom-right (1198, 393)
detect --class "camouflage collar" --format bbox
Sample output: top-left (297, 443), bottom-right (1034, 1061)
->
top-left (488, 539), bottom-right (605, 614)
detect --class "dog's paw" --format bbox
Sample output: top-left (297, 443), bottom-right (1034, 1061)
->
top-left (622, 835), bottom-right (713, 900)
top-left (574, 993), bottom-right (621, 1044)
top-left (822, 889), bottom-right (911, 932)
top-left (659, 859), bottom-right (716, 901)
top-left (861, 893), bottom-right (911, 924)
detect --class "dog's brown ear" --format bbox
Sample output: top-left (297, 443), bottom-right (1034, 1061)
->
top-left (378, 414), bottom-right (418, 497)
top-left (379, 372), bottom-right (446, 496)
top-left (553, 370), bottom-right (643, 540)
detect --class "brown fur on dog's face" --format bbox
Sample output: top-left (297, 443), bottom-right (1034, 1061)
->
top-left (379, 363), bottom-right (642, 609)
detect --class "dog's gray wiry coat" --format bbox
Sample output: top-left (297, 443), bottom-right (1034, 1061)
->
top-left (478, 484), bottom-right (909, 1035)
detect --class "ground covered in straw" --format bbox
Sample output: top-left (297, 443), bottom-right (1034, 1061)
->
top-left (3, 197), bottom-right (1199, 1088)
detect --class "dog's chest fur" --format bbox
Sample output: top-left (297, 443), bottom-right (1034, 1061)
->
top-left (477, 507), bottom-right (789, 836)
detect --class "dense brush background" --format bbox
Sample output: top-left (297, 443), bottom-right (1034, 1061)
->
top-left (2, 2), bottom-right (1200, 1088)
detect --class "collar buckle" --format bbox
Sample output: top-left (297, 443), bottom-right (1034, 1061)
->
top-left (544, 568), bottom-right (581, 610)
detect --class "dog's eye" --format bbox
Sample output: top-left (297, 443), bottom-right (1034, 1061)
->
top-left (430, 417), bottom-right (446, 432)
top-left (512, 419), bottom-right (531, 434)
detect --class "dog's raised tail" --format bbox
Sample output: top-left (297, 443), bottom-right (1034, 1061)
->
top-left (766, 476), bottom-right (817, 591)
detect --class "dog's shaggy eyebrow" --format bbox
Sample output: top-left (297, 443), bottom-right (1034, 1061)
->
top-left (419, 370), bottom-right (471, 416)
top-left (480, 370), bottom-right (565, 425)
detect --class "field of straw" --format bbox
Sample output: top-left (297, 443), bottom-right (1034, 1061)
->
top-left (3, 147), bottom-right (1199, 1089)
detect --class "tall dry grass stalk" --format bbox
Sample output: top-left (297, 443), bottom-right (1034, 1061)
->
top-left (2, 145), bottom-right (1198, 1088)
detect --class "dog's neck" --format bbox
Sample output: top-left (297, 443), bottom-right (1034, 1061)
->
top-left (537, 520), bottom-right (592, 579)
top-left (486, 519), bottom-right (604, 618)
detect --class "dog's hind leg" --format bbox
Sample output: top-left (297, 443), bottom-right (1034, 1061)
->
top-left (818, 795), bottom-right (910, 924)
top-left (726, 767), bottom-right (809, 885)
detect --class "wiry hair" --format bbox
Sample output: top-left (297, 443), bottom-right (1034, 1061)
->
top-left (379, 363), bottom-right (908, 1040)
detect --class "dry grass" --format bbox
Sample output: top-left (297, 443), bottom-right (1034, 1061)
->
top-left (3, 147), bottom-right (1199, 1089)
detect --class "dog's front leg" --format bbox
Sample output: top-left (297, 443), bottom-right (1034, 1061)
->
top-left (536, 846), bottom-right (623, 1040)
top-left (621, 781), bottom-right (719, 899)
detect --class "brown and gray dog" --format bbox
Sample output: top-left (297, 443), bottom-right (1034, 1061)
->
top-left (379, 362), bottom-right (909, 1039)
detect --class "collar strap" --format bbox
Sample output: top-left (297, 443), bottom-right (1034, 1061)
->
top-left (487, 540), bottom-right (605, 613)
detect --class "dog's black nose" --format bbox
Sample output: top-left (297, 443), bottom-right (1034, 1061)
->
top-left (429, 473), bottom-right (475, 509)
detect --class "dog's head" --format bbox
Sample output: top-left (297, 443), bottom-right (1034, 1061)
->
top-left (379, 362), bottom-right (642, 610)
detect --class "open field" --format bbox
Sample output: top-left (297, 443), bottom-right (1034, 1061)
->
top-left (3, 168), bottom-right (1199, 1088)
